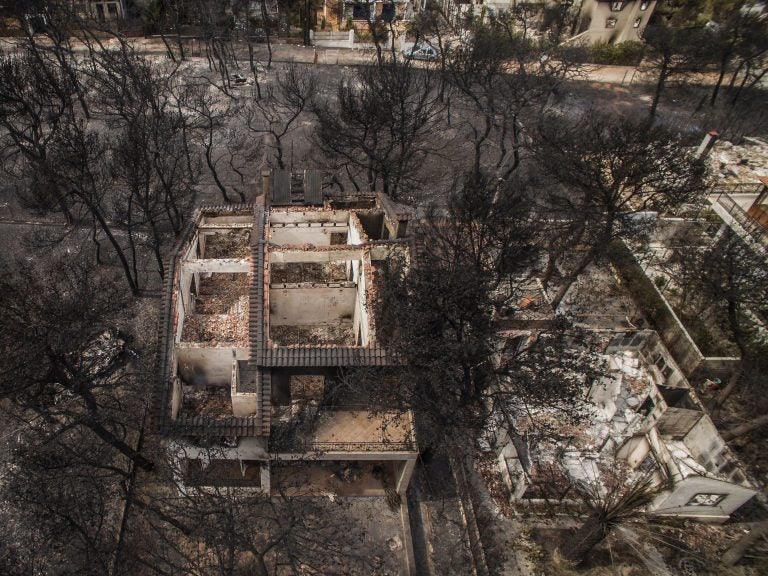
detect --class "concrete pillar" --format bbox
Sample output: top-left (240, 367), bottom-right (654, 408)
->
top-left (696, 130), bottom-right (719, 159)
top-left (710, 222), bottom-right (729, 247)
top-left (395, 458), bottom-right (417, 495)
top-left (261, 462), bottom-right (271, 494)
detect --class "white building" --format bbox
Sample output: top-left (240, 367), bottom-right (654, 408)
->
top-left (448, 0), bottom-right (656, 45)
top-left (72, 0), bottom-right (126, 21)
top-left (495, 331), bottom-right (756, 522)
top-left (568, 0), bottom-right (655, 44)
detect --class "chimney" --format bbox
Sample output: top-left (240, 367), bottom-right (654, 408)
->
top-left (261, 169), bottom-right (272, 200)
top-left (695, 130), bottom-right (719, 159)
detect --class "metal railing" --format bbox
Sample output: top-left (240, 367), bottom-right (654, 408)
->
top-left (713, 183), bottom-right (764, 196)
top-left (711, 191), bottom-right (768, 255)
top-left (285, 440), bottom-right (416, 452)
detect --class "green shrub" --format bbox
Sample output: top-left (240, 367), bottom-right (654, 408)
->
top-left (588, 41), bottom-right (644, 66)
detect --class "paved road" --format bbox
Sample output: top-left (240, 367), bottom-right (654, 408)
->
top-left (137, 38), bottom-right (654, 85)
top-left (1, 35), bottom-right (662, 86)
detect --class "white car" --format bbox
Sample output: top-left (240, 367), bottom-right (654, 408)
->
top-left (403, 44), bottom-right (439, 61)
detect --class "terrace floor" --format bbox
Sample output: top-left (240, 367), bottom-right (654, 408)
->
top-left (312, 409), bottom-right (413, 447)
top-left (186, 458), bottom-right (262, 487)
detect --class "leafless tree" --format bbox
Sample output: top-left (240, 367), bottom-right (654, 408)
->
top-left (667, 228), bottom-right (768, 419)
top-left (0, 48), bottom-right (75, 222)
top-left (147, 0), bottom-right (189, 62)
top-left (313, 61), bottom-right (444, 200)
top-left (242, 64), bottom-right (316, 170)
top-left (1, 37), bottom-right (195, 291)
top-left (673, 230), bottom-right (767, 359)
top-left (642, 22), bottom-right (711, 119)
top-left (0, 258), bottom-right (154, 471)
top-left (82, 42), bottom-right (198, 279)
top-left (366, 172), bottom-right (597, 449)
top-left (444, 10), bottom-right (585, 180)
top-left (184, 81), bottom-right (247, 203)
top-left (0, 255), bottom-right (153, 575)
top-left (47, 116), bottom-right (150, 292)
top-left (120, 446), bottom-right (396, 576)
top-left (722, 497), bottom-right (768, 566)
top-left (13, 0), bottom-right (94, 117)
top-left (1, 421), bottom-right (131, 575)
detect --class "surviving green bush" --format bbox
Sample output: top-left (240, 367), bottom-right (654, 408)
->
top-left (588, 41), bottom-right (644, 66)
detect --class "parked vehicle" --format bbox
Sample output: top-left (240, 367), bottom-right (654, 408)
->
top-left (403, 43), bottom-right (439, 61)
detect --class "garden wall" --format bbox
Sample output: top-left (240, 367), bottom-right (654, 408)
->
top-left (609, 241), bottom-right (740, 382)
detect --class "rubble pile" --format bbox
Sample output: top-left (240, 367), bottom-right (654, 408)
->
top-left (270, 323), bottom-right (356, 346)
top-left (182, 386), bottom-right (232, 418)
top-left (711, 138), bottom-right (768, 185)
top-left (204, 230), bottom-right (251, 258)
top-left (195, 273), bottom-right (250, 314)
top-left (270, 262), bottom-right (348, 284)
top-left (182, 311), bottom-right (248, 346)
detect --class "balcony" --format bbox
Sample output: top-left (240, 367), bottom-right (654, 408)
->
top-left (709, 188), bottom-right (768, 256)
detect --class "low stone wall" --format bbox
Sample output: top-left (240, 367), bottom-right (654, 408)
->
top-left (310, 30), bottom-right (402, 51)
top-left (609, 241), bottom-right (740, 381)
top-left (310, 29), bottom-right (354, 48)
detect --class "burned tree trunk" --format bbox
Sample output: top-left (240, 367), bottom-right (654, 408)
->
top-left (722, 414), bottom-right (768, 442)
top-left (561, 515), bottom-right (607, 566)
top-left (722, 519), bottom-right (768, 566)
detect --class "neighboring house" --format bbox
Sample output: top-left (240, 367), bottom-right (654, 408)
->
top-left (317, 0), bottom-right (416, 30)
top-left (2, 0), bottom-right (126, 32)
top-left (495, 330), bottom-right (756, 522)
top-left (599, 133), bottom-right (768, 387)
top-left (344, 0), bottom-right (413, 22)
top-left (155, 171), bottom-right (418, 496)
top-left (706, 135), bottom-right (768, 258)
top-left (69, 0), bottom-right (126, 21)
top-left (569, 0), bottom-right (655, 44)
top-left (443, 0), bottom-right (655, 45)
top-left (83, 0), bottom-right (125, 20)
